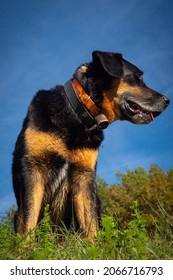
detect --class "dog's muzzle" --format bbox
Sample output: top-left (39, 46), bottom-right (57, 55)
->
top-left (120, 92), bottom-right (170, 124)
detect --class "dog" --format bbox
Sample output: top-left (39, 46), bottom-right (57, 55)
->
top-left (12, 50), bottom-right (169, 239)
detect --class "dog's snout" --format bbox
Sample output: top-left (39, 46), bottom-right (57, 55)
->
top-left (162, 95), bottom-right (170, 106)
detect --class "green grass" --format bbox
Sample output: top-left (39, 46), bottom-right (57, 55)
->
top-left (0, 202), bottom-right (173, 260)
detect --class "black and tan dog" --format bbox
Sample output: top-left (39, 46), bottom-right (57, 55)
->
top-left (12, 51), bottom-right (169, 239)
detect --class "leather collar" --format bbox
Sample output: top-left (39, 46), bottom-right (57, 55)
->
top-left (64, 79), bottom-right (109, 130)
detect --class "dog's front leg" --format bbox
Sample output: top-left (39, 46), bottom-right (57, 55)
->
top-left (17, 168), bottom-right (45, 238)
top-left (70, 167), bottom-right (99, 240)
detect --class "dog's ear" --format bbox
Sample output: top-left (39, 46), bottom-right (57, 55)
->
top-left (92, 51), bottom-right (123, 77)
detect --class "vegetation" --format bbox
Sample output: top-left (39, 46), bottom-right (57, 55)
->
top-left (0, 164), bottom-right (173, 260)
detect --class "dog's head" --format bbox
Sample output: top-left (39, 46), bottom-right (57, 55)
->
top-left (75, 51), bottom-right (169, 126)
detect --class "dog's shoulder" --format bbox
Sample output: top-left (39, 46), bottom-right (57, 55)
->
top-left (31, 85), bottom-right (66, 113)
top-left (20, 84), bottom-right (103, 150)
top-left (27, 85), bottom-right (68, 130)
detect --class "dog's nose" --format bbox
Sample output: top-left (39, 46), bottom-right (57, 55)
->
top-left (162, 95), bottom-right (170, 106)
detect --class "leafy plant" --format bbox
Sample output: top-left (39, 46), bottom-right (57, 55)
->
top-left (121, 202), bottom-right (149, 259)
top-left (0, 166), bottom-right (173, 260)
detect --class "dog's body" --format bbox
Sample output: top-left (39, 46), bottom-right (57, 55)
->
top-left (12, 51), bottom-right (169, 239)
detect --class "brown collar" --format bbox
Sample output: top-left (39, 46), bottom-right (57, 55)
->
top-left (72, 79), bottom-right (100, 115)
top-left (64, 79), bottom-right (109, 130)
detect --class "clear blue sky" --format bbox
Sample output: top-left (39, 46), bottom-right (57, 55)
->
top-left (0, 0), bottom-right (173, 212)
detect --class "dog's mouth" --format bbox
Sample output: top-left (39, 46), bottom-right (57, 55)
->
top-left (122, 99), bottom-right (161, 124)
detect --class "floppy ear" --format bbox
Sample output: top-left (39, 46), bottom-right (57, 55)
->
top-left (92, 51), bottom-right (123, 77)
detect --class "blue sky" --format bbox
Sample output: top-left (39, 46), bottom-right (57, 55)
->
top-left (0, 0), bottom-right (173, 212)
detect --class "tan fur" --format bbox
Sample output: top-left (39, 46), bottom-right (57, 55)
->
top-left (26, 169), bottom-right (45, 233)
top-left (117, 79), bottom-right (142, 95)
top-left (17, 169), bottom-right (45, 236)
top-left (73, 191), bottom-right (97, 239)
top-left (70, 170), bottom-right (98, 239)
top-left (25, 127), bottom-right (98, 170)
top-left (102, 80), bottom-right (121, 122)
top-left (102, 79), bottom-right (143, 122)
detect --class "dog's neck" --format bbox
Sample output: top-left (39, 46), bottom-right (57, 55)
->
top-left (64, 79), bottom-right (109, 130)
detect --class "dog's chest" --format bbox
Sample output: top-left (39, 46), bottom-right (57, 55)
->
top-left (24, 126), bottom-right (99, 171)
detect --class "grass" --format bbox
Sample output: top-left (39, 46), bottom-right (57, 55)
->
top-left (0, 202), bottom-right (173, 260)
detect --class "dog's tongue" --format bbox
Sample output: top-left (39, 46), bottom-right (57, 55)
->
top-left (150, 112), bottom-right (154, 121)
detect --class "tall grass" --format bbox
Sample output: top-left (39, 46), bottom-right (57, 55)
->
top-left (0, 202), bottom-right (173, 260)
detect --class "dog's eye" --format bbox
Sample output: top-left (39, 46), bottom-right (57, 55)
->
top-left (136, 72), bottom-right (142, 78)
top-left (136, 72), bottom-right (143, 81)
